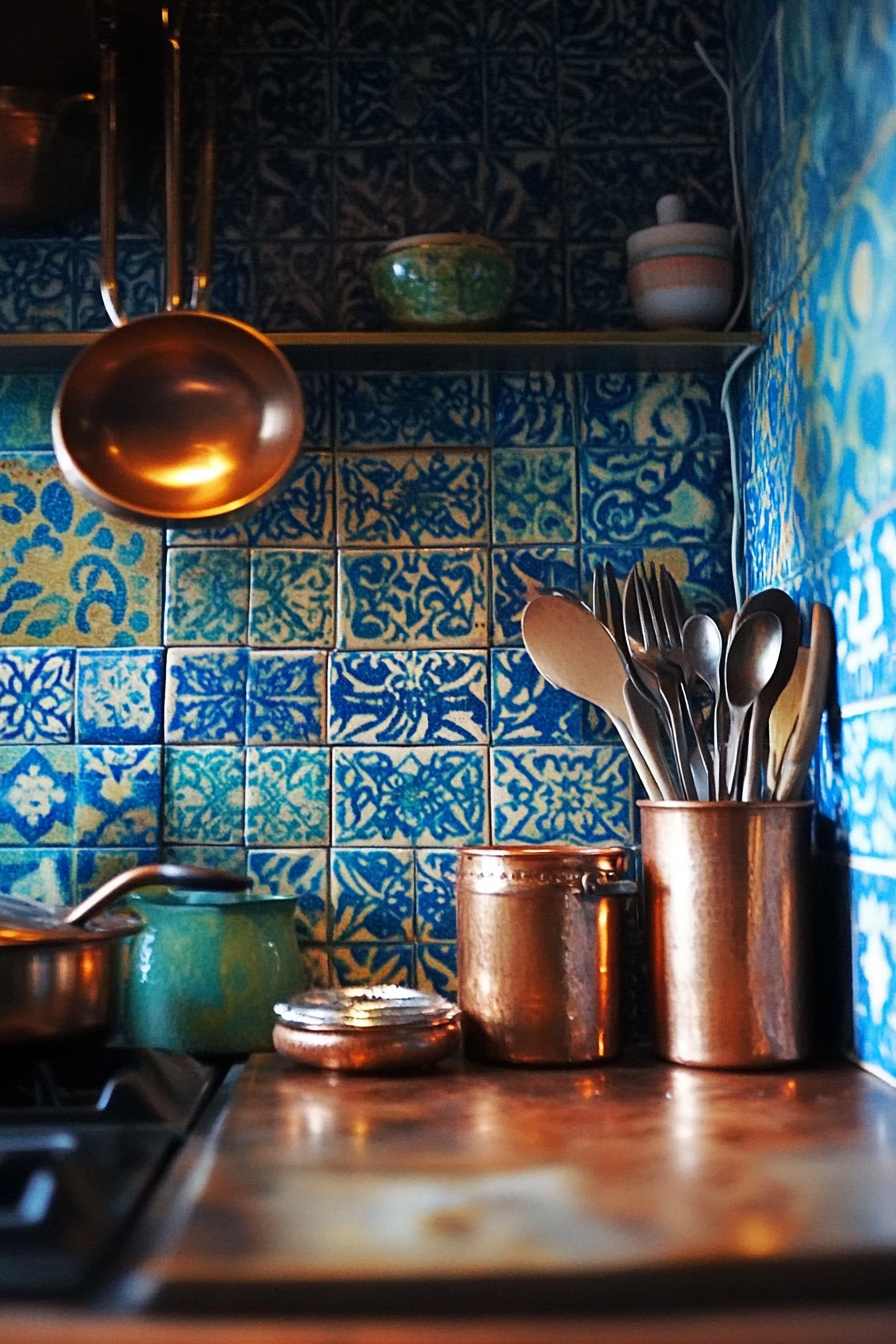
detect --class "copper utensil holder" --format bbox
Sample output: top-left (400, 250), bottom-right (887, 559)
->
top-left (456, 845), bottom-right (634, 1065)
top-left (640, 801), bottom-right (815, 1069)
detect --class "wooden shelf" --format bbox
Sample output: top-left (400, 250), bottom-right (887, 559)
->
top-left (0, 329), bottom-right (762, 375)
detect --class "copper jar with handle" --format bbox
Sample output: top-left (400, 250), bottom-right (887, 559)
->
top-left (456, 845), bottom-right (634, 1065)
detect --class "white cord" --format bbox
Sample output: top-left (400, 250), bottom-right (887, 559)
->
top-left (721, 343), bottom-right (762, 609)
top-left (694, 40), bottom-right (749, 332)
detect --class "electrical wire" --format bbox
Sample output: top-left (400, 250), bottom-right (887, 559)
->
top-left (721, 342), bottom-right (762, 608)
top-left (694, 40), bottom-right (749, 332)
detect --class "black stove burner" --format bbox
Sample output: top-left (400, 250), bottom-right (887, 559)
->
top-left (0, 1046), bottom-right (216, 1301)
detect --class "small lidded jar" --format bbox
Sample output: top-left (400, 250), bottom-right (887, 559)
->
top-left (626, 193), bottom-right (733, 330)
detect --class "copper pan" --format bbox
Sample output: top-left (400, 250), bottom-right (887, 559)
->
top-left (51, 6), bottom-right (304, 529)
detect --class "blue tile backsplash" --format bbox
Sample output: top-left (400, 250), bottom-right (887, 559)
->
top-left (0, 0), bottom-right (741, 1005)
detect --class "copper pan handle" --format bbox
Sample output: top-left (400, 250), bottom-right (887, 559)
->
top-left (98, 8), bottom-right (126, 328)
top-left (64, 862), bottom-right (251, 926)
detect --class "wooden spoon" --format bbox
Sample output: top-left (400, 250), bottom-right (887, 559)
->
top-left (774, 603), bottom-right (835, 802)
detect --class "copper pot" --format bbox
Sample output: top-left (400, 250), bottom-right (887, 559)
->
top-left (456, 845), bottom-right (633, 1065)
top-left (0, 86), bottom-right (96, 226)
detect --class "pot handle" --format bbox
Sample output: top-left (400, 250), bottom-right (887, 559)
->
top-left (580, 875), bottom-right (637, 900)
top-left (64, 863), bottom-right (251, 927)
top-left (97, 5), bottom-right (127, 327)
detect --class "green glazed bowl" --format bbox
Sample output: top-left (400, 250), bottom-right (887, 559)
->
top-left (120, 889), bottom-right (305, 1054)
top-left (370, 232), bottom-right (516, 330)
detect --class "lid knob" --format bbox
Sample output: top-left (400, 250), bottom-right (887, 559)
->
top-left (656, 193), bottom-right (687, 225)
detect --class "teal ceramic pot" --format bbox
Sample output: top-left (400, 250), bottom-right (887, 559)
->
top-left (121, 890), bottom-right (305, 1054)
top-left (369, 232), bottom-right (516, 330)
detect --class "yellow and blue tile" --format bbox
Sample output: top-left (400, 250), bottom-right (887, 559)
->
top-left (328, 650), bottom-right (488, 744)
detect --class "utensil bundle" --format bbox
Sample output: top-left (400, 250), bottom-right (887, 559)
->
top-left (522, 562), bottom-right (834, 804)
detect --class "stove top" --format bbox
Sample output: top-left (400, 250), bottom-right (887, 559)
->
top-left (0, 1046), bottom-right (216, 1301)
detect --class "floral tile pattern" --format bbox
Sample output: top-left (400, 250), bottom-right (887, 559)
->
top-left (416, 942), bottom-right (457, 998)
top-left (579, 446), bottom-right (731, 547)
top-left (851, 865), bottom-right (896, 1083)
top-left (163, 747), bottom-right (245, 844)
top-left (249, 549), bottom-right (335, 647)
top-left (491, 545), bottom-right (578, 645)
top-left (0, 649), bottom-right (74, 742)
top-left (75, 746), bottom-right (161, 848)
top-left (75, 847), bottom-right (157, 902)
top-left (333, 746), bottom-right (487, 846)
top-left (337, 451), bottom-right (489, 547)
top-left (330, 942), bottom-right (414, 988)
top-left (245, 454), bottom-right (335, 547)
top-left (339, 548), bottom-right (488, 649)
top-left (0, 455), bottom-right (161, 647)
top-left (76, 648), bottom-right (163, 744)
top-left (247, 652), bottom-right (326, 744)
top-left (493, 448), bottom-right (577, 544)
top-left (328, 650), bottom-right (488, 744)
top-left (336, 373), bottom-right (488, 447)
top-left (164, 548), bottom-right (249, 646)
top-left (0, 745), bottom-right (75, 846)
top-left (248, 847), bottom-right (329, 941)
top-left (492, 371), bottom-right (576, 447)
top-left (415, 848), bottom-right (458, 941)
top-left (165, 649), bottom-right (248, 744)
top-left (330, 847), bottom-right (414, 942)
top-left (0, 847), bottom-right (73, 905)
top-left (491, 744), bottom-right (633, 844)
top-left (490, 649), bottom-right (583, 743)
top-left (245, 746), bottom-right (330, 846)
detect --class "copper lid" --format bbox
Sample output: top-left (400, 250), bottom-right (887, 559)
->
top-left (274, 986), bottom-right (460, 1032)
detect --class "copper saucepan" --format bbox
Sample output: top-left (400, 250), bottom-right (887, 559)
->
top-left (51, 7), bottom-right (304, 529)
top-left (0, 862), bottom-right (250, 1047)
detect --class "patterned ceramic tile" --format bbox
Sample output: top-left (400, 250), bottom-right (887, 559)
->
top-left (76, 648), bottom-right (163, 745)
top-left (490, 649), bottom-right (584, 743)
top-left (830, 508), bottom-right (896, 706)
top-left (334, 148), bottom-right (407, 239)
top-left (330, 942), bottom-right (414, 987)
top-left (415, 848), bottom-right (458, 941)
top-left (492, 372), bottom-right (575, 447)
top-left (559, 56), bottom-right (725, 146)
top-left (580, 446), bottom-right (731, 548)
top-left (257, 148), bottom-right (331, 238)
top-left (507, 242), bottom-right (566, 328)
top-left (245, 455), bottom-right (335, 547)
top-left (328, 651), bottom-right (488, 744)
top-left (491, 744), bottom-right (633, 844)
top-left (0, 374), bottom-right (58, 450)
top-left (336, 55), bottom-right (482, 145)
top-left (336, 373), bottom-right (487, 448)
top-left (248, 848), bottom-right (329, 941)
top-left (164, 548), bottom-right (249, 646)
top-left (0, 745), bottom-right (75, 845)
top-left (566, 242), bottom-right (633, 329)
top-left (337, 451), bottom-right (489, 547)
top-left (408, 147), bottom-right (562, 240)
top-left (163, 747), bottom-right (245, 844)
top-left (255, 241), bottom-right (330, 329)
top-left (578, 372), bottom-right (639, 445)
top-left (0, 848), bottom-right (73, 906)
top-left (74, 847), bottom-right (158, 903)
top-left (484, 0), bottom-right (553, 49)
top-left (162, 845), bottom-right (248, 875)
top-left (486, 55), bottom-right (558, 147)
top-left (247, 651), bottom-right (326, 744)
top-left (581, 544), bottom-right (736, 621)
top-left (334, 0), bottom-right (479, 51)
top-left (332, 746), bottom-right (487, 846)
top-left (840, 710), bottom-right (896, 861)
top-left (330, 847), bottom-right (414, 942)
top-left (415, 942), bottom-right (457, 998)
top-left (0, 455), bottom-right (162, 647)
top-left (339, 548), bottom-right (488, 649)
top-left (493, 449), bottom-right (577, 545)
top-left (75, 745), bottom-right (161, 847)
top-left (165, 649), bottom-right (248, 744)
top-left (491, 545), bottom-right (578, 645)
top-left (245, 746), bottom-right (330, 846)
top-left (256, 56), bottom-right (331, 144)
top-left (851, 865), bottom-right (896, 1081)
top-left (0, 649), bottom-right (74, 743)
top-left (0, 241), bottom-right (73, 332)
top-left (565, 147), bottom-right (733, 242)
top-left (247, 550), bottom-right (333, 650)
top-left (300, 946), bottom-right (331, 989)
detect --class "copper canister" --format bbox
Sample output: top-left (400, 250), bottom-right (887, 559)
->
top-left (456, 845), bottom-right (633, 1065)
top-left (640, 800), bottom-right (814, 1069)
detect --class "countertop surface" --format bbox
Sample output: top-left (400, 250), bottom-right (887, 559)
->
top-left (117, 1051), bottom-right (896, 1319)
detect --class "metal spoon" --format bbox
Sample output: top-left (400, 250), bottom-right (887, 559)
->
top-left (723, 610), bottom-right (783, 801)
top-left (521, 593), bottom-right (664, 800)
top-left (682, 613), bottom-right (725, 800)
top-left (735, 589), bottom-right (802, 800)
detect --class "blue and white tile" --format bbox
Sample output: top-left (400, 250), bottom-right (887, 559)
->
top-left (336, 373), bottom-right (488, 448)
top-left (256, 56), bottom-right (331, 145)
top-left (339, 548), bottom-right (488, 649)
top-left (164, 548), bottom-right (249, 646)
top-left (245, 454), bottom-right (335, 547)
top-left (245, 746), bottom-right (330, 846)
top-left (0, 374), bottom-right (58, 450)
top-left (567, 242), bottom-right (634, 329)
top-left (0, 848), bottom-right (73, 906)
top-left (486, 55), bottom-right (558, 147)
top-left (257, 148), bottom-right (331, 238)
top-left (337, 450), bottom-right (489, 547)
top-left (491, 744), bottom-right (633, 845)
top-left (484, 0), bottom-right (553, 49)
top-left (249, 549), bottom-right (335, 648)
top-left (0, 649), bottom-right (73, 742)
top-left (565, 147), bottom-right (733, 242)
top-left (296, 373), bottom-right (331, 450)
top-left (333, 241), bottom-right (389, 331)
top-left (75, 745), bottom-right (161, 847)
top-left (330, 848), bottom-right (414, 942)
top-left (581, 544), bottom-right (736, 619)
top-left (491, 545), bottom-right (578, 645)
top-left (840, 710), bottom-right (896, 861)
top-left (493, 449), bottom-right (576, 545)
top-left (0, 454), bottom-right (162, 647)
top-left (163, 747), bottom-right (245, 844)
top-left (247, 651), bottom-right (326, 744)
top-left (0, 745), bottom-right (74, 845)
top-left (75, 847), bottom-right (158, 903)
top-left (578, 372), bottom-right (639, 445)
top-left (830, 506), bottom-right (896, 706)
top-left (331, 942), bottom-right (414, 987)
top-left (492, 372), bottom-right (575, 447)
top-left (333, 746), bottom-right (487, 846)
top-left (0, 241), bottom-right (73, 332)
top-left (328, 650), bottom-right (488, 744)
top-left (632, 373), bottom-right (726, 449)
top-left (851, 865), bottom-right (896, 1082)
top-left (255, 241), bottom-right (330, 331)
top-left (76, 648), bottom-right (163, 744)
top-left (415, 943), bottom-right (457, 998)
top-left (300, 946), bottom-right (331, 989)
top-left (334, 148), bottom-right (407, 240)
top-left (415, 849), bottom-right (458, 941)
top-left (580, 446), bottom-right (731, 548)
top-left (162, 845), bottom-right (248, 876)
top-left (165, 648), bottom-right (247, 744)
top-left (334, 0), bottom-right (479, 51)
top-left (336, 55), bottom-right (482, 145)
top-left (507, 242), bottom-right (566, 328)
top-left (490, 649), bottom-right (584, 743)
top-left (248, 848), bottom-right (329, 941)
top-left (559, 56), bottom-right (725, 147)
